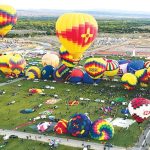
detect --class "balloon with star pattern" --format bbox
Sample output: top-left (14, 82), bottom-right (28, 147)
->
top-left (56, 13), bottom-right (98, 59)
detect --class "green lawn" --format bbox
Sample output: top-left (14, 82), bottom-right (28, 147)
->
top-left (0, 79), bottom-right (149, 147)
top-left (0, 136), bottom-right (82, 150)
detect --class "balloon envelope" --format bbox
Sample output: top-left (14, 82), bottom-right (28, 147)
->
top-left (41, 65), bottom-right (54, 80)
top-left (127, 60), bottom-right (144, 74)
top-left (56, 13), bottom-right (98, 59)
top-left (128, 98), bottom-right (150, 123)
top-left (0, 5), bottom-right (17, 37)
top-left (84, 57), bottom-right (107, 79)
top-left (42, 53), bottom-right (59, 68)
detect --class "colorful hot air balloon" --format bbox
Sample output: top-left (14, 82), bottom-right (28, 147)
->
top-left (56, 13), bottom-right (98, 59)
top-left (25, 66), bottom-right (41, 79)
top-left (0, 5), bottom-right (17, 37)
top-left (84, 58), bottom-right (107, 79)
top-left (59, 45), bottom-right (80, 68)
top-left (53, 64), bottom-right (72, 81)
top-left (144, 61), bottom-right (150, 69)
top-left (42, 53), bottom-right (59, 68)
top-left (135, 69), bottom-right (149, 87)
top-left (104, 59), bottom-right (119, 77)
top-left (121, 73), bottom-right (138, 90)
top-left (127, 60), bottom-right (144, 74)
top-left (41, 65), bottom-right (54, 80)
top-left (69, 68), bottom-right (84, 83)
top-left (118, 60), bottom-right (130, 76)
top-left (90, 119), bottom-right (114, 140)
top-left (128, 98), bottom-right (150, 123)
top-left (0, 54), bottom-right (12, 75)
top-left (54, 119), bottom-right (68, 134)
top-left (67, 114), bottom-right (91, 138)
top-left (9, 55), bottom-right (26, 77)
top-left (83, 72), bottom-right (101, 84)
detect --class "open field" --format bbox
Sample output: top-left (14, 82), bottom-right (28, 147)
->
top-left (0, 77), bottom-right (149, 147)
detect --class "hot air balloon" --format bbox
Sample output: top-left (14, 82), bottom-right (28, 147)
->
top-left (104, 59), bottom-right (119, 77)
top-left (144, 61), bottom-right (150, 69)
top-left (54, 119), bottom-right (68, 134)
top-left (59, 45), bottom-right (80, 68)
top-left (127, 60), bottom-right (144, 74)
top-left (25, 66), bottom-right (41, 79)
top-left (90, 119), bottom-right (114, 140)
top-left (118, 60), bottom-right (131, 76)
top-left (67, 114), bottom-right (91, 138)
top-left (9, 55), bottom-right (26, 77)
top-left (56, 13), bottom-right (98, 59)
top-left (0, 54), bottom-right (12, 75)
top-left (42, 53), bottom-right (59, 68)
top-left (69, 68), bottom-right (84, 83)
top-left (121, 73), bottom-right (138, 90)
top-left (84, 58), bottom-right (107, 79)
top-left (135, 69), bottom-right (149, 87)
top-left (83, 72), bottom-right (101, 84)
top-left (41, 65), bottom-right (54, 80)
top-left (0, 5), bottom-right (17, 38)
top-left (53, 64), bottom-right (72, 81)
top-left (128, 98), bottom-right (150, 123)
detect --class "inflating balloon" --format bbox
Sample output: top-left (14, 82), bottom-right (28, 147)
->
top-left (135, 69), bottom-right (149, 84)
top-left (56, 13), bottom-right (98, 59)
top-left (121, 73), bottom-right (138, 90)
top-left (83, 72), bottom-right (101, 84)
top-left (67, 114), bottom-right (91, 138)
top-left (127, 60), bottom-right (144, 74)
top-left (118, 60), bottom-right (130, 76)
top-left (41, 65), bottom-right (54, 80)
top-left (0, 5), bottom-right (17, 37)
top-left (0, 54), bottom-right (12, 75)
top-left (54, 119), bottom-right (68, 134)
top-left (128, 98), bottom-right (150, 123)
top-left (53, 64), bottom-right (72, 81)
top-left (59, 45), bottom-right (80, 68)
top-left (144, 61), bottom-right (150, 69)
top-left (90, 119), bottom-right (114, 140)
top-left (84, 58), bottom-right (107, 79)
top-left (69, 68), bottom-right (84, 83)
top-left (25, 66), bottom-right (41, 79)
top-left (9, 55), bottom-right (26, 77)
top-left (42, 53), bottom-right (59, 68)
top-left (104, 59), bottom-right (119, 77)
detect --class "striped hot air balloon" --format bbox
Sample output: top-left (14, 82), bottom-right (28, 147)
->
top-left (84, 58), bottom-right (107, 79)
top-left (56, 13), bottom-right (98, 59)
top-left (0, 5), bottom-right (17, 37)
top-left (104, 59), bottom-right (119, 77)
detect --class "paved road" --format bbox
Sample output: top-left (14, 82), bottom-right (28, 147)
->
top-left (132, 124), bottom-right (150, 150)
top-left (0, 78), bottom-right (24, 87)
top-left (0, 129), bottom-right (126, 150)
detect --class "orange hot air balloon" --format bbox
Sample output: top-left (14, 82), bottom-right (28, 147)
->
top-left (56, 13), bottom-right (98, 59)
top-left (0, 5), bottom-right (17, 38)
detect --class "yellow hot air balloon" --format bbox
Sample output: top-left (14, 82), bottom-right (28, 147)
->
top-left (42, 53), bottom-right (59, 68)
top-left (0, 5), bottom-right (17, 37)
top-left (56, 13), bottom-right (98, 59)
top-left (0, 54), bottom-right (12, 75)
top-left (9, 55), bottom-right (26, 77)
top-left (25, 66), bottom-right (41, 79)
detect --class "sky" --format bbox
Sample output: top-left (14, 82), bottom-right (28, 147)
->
top-left (1, 0), bottom-right (150, 13)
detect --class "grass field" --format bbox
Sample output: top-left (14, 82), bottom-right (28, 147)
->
top-left (0, 78), bottom-right (149, 147)
top-left (0, 136), bottom-right (82, 150)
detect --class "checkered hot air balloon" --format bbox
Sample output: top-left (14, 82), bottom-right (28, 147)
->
top-left (128, 98), bottom-right (150, 123)
top-left (0, 5), bottom-right (17, 37)
top-left (56, 13), bottom-right (98, 60)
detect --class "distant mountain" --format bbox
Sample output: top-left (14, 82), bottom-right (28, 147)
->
top-left (17, 9), bottom-right (150, 19)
